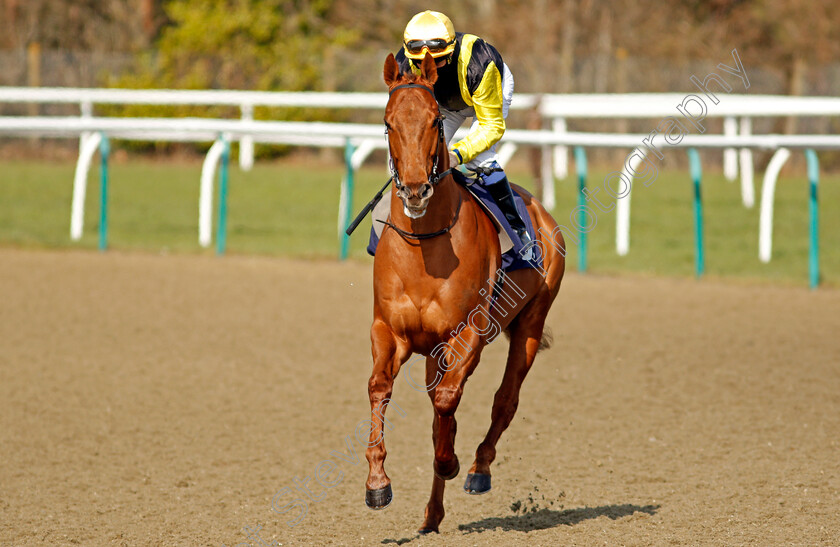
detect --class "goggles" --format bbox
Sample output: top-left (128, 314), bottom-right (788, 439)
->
top-left (404, 38), bottom-right (455, 56)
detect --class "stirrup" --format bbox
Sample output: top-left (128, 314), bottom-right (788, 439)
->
top-left (518, 230), bottom-right (537, 262)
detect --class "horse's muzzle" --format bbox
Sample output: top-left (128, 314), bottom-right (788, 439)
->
top-left (398, 183), bottom-right (433, 219)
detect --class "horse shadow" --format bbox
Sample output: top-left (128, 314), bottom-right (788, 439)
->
top-left (381, 503), bottom-right (660, 544)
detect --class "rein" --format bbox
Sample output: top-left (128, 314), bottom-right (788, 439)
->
top-left (378, 193), bottom-right (462, 241)
top-left (383, 81), bottom-right (459, 241)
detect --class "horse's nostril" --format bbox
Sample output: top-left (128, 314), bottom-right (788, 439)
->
top-left (421, 184), bottom-right (432, 199)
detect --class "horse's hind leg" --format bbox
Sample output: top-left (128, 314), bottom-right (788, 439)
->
top-left (420, 337), bottom-right (483, 533)
top-left (419, 444), bottom-right (448, 533)
top-left (465, 301), bottom-right (549, 495)
top-left (418, 355), bottom-right (455, 534)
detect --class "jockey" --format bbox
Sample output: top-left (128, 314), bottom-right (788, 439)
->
top-left (395, 10), bottom-right (534, 253)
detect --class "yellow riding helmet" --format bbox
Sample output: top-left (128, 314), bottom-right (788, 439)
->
top-left (403, 10), bottom-right (456, 60)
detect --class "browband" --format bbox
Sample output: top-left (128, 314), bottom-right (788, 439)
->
top-left (389, 82), bottom-right (436, 98)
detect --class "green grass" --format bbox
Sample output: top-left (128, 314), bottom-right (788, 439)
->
top-left (0, 156), bottom-right (837, 288)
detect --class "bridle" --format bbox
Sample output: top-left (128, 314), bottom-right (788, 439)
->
top-left (385, 83), bottom-right (454, 192)
top-left (379, 81), bottom-right (459, 241)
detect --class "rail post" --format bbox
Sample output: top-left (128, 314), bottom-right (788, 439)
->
top-left (805, 149), bottom-right (820, 289)
top-left (98, 132), bottom-right (110, 251)
top-left (687, 148), bottom-right (704, 277)
top-left (216, 136), bottom-right (231, 255)
top-left (198, 136), bottom-right (229, 248)
top-left (339, 138), bottom-right (356, 260)
top-left (70, 131), bottom-right (103, 241)
top-left (574, 146), bottom-right (588, 273)
top-left (758, 148), bottom-right (791, 263)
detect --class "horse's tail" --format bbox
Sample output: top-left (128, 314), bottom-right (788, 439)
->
top-left (537, 327), bottom-right (553, 353)
top-left (502, 326), bottom-right (553, 353)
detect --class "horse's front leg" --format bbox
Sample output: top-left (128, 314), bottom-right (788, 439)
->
top-left (364, 318), bottom-right (409, 509)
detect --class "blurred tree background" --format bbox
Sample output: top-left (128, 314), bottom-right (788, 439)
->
top-left (1, 0), bottom-right (838, 160)
top-left (2, 0), bottom-right (839, 95)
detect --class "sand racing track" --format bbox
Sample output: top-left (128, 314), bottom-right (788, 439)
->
top-left (1, 248), bottom-right (838, 546)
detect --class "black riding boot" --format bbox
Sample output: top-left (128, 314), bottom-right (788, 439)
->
top-left (484, 173), bottom-right (533, 249)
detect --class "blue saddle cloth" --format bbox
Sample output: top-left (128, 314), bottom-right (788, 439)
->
top-left (367, 171), bottom-right (542, 273)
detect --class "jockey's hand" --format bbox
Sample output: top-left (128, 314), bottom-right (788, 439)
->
top-left (448, 150), bottom-right (460, 167)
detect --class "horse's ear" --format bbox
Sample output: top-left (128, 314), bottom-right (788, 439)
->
top-left (420, 52), bottom-right (438, 85)
top-left (384, 53), bottom-right (400, 88)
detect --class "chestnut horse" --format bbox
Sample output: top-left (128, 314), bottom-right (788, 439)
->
top-left (364, 52), bottom-right (565, 534)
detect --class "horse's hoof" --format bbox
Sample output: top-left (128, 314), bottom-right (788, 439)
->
top-left (365, 484), bottom-right (393, 510)
top-left (417, 527), bottom-right (439, 535)
top-left (434, 457), bottom-right (460, 481)
top-left (463, 473), bottom-right (492, 494)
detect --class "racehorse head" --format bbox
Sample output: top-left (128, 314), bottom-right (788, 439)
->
top-left (383, 52), bottom-right (448, 219)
